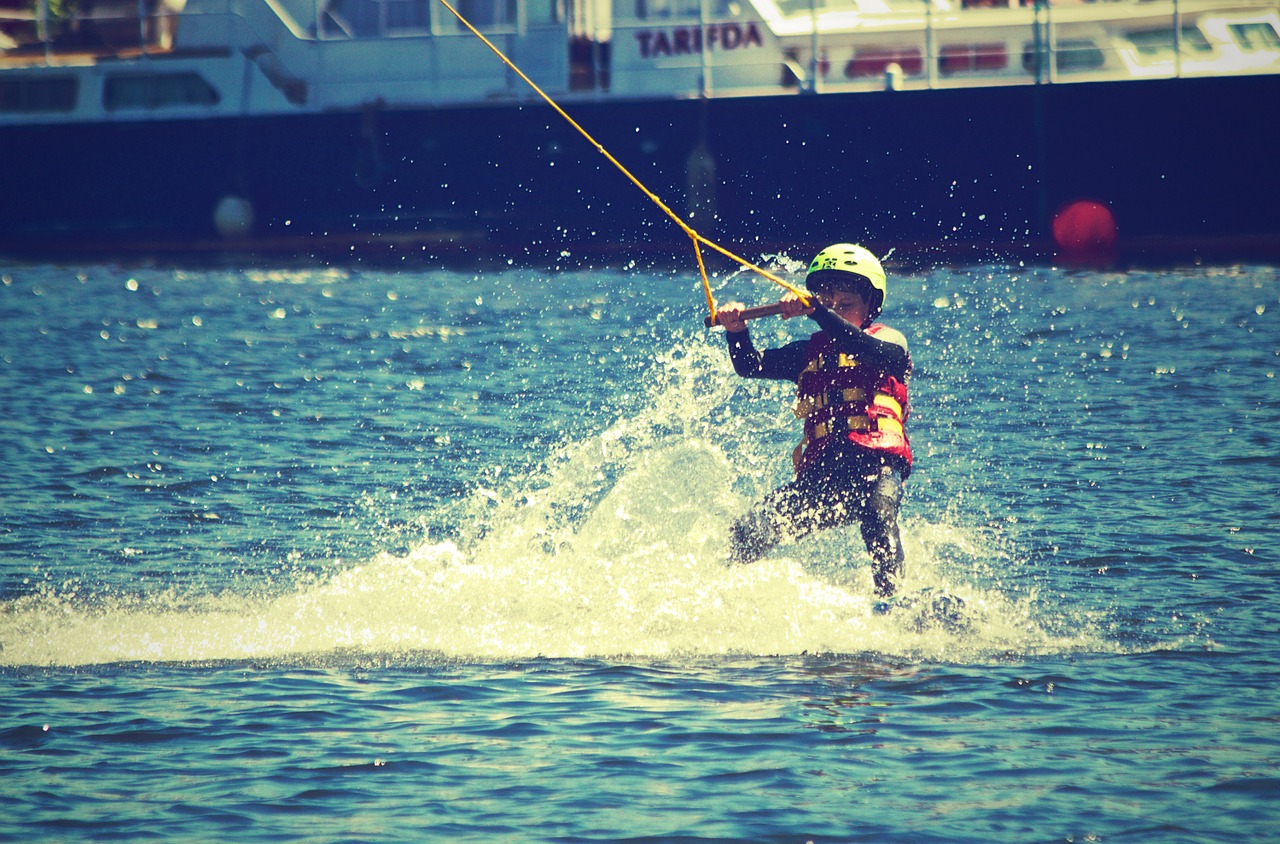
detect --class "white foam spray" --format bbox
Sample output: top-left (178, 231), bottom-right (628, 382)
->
top-left (0, 336), bottom-right (1104, 666)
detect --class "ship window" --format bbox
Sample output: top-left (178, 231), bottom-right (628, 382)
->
top-left (633, 0), bottom-right (738, 18)
top-left (1023, 39), bottom-right (1105, 73)
top-left (384, 0), bottom-right (430, 29)
top-left (1055, 40), bottom-right (1105, 71)
top-left (104, 73), bottom-right (220, 111)
top-left (453, 0), bottom-right (517, 27)
top-left (0, 76), bottom-right (78, 113)
top-left (524, 0), bottom-right (559, 24)
top-left (1229, 22), bottom-right (1280, 51)
top-left (322, 0), bottom-right (415, 36)
top-left (773, 0), bottom-right (859, 13)
top-left (846, 48), bottom-right (923, 78)
top-left (938, 43), bottom-right (1008, 75)
top-left (323, 0), bottom-right (542, 37)
top-left (1127, 27), bottom-right (1213, 57)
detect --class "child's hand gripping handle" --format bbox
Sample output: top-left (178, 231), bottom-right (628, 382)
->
top-left (704, 302), bottom-right (788, 328)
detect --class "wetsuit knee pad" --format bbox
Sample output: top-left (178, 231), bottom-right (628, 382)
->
top-left (866, 467), bottom-right (904, 521)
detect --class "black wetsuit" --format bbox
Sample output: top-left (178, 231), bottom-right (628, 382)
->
top-left (725, 303), bottom-right (911, 597)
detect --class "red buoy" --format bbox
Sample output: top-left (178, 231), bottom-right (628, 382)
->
top-left (1052, 200), bottom-right (1117, 264)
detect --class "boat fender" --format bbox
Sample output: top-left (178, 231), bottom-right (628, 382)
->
top-left (1052, 199), bottom-right (1117, 264)
top-left (214, 195), bottom-right (255, 239)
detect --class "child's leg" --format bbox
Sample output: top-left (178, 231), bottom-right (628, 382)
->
top-left (729, 477), bottom-right (860, 564)
top-left (860, 466), bottom-right (905, 596)
top-left (728, 484), bottom-right (804, 563)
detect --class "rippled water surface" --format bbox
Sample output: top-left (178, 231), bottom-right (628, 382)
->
top-left (1, 259), bottom-right (1277, 842)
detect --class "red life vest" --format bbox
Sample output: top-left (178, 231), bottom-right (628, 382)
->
top-left (791, 324), bottom-right (912, 476)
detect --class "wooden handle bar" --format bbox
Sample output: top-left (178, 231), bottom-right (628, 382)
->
top-left (703, 302), bottom-right (788, 328)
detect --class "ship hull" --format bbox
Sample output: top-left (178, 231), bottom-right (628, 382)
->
top-left (4, 72), bottom-right (1278, 264)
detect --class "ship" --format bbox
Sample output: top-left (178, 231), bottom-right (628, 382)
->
top-left (2, 0), bottom-right (1279, 265)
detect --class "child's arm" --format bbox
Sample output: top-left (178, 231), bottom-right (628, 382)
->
top-left (808, 305), bottom-right (910, 376)
top-left (726, 329), bottom-right (809, 380)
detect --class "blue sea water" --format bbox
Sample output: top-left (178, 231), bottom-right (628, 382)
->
top-left (1, 258), bottom-right (1277, 842)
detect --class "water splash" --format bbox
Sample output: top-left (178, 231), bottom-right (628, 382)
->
top-left (0, 336), bottom-right (1106, 667)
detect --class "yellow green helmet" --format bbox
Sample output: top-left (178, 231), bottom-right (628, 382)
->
top-left (805, 243), bottom-right (887, 320)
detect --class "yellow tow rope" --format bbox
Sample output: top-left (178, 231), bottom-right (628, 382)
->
top-left (434, 0), bottom-right (810, 324)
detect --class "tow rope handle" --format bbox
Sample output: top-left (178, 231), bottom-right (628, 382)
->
top-left (434, 0), bottom-right (810, 325)
top-left (702, 302), bottom-right (790, 328)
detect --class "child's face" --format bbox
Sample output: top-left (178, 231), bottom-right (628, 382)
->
top-left (821, 289), bottom-right (869, 326)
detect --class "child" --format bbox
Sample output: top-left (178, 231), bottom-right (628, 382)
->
top-left (716, 244), bottom-right (912, 597)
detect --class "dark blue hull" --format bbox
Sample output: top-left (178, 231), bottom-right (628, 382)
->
top-left (4, 73), bottom-right (1278, 265)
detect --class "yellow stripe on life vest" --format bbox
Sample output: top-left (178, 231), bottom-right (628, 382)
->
top-left (810, 416), bottom-right (873, 441)
top-left (875, 417), bottom-right (904, 437)
top-left (794, 387), bottom-right (866, 419)
top-left (871, 394), bottom-right (903, 420)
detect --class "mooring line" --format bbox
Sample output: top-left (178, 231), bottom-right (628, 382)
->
top-left (434, 0), bottom-right (809, 322)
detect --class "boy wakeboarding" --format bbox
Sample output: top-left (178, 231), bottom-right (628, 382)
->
top-left (715, 244), bottom-right (912, 597)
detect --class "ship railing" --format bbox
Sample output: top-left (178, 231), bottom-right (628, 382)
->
top-left (0, 0), bottom-right (564, 62)
top-left (0, 0), bottom-right (580, 106)
top-left (3, 0), bottom-right (1275, 98)
top-left (609, 0), bottom-right (1280, 98)
top-left (0, 0), bottom-right (195, 65)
